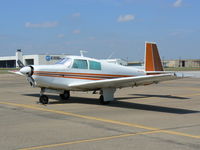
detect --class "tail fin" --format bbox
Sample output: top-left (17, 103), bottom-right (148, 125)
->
top-left (145, 42), bottom-right (164, 72)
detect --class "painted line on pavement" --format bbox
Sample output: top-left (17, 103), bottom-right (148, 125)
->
top-left (19, 130), bottom-right (161, 150)
top-left (1, 101), bottom-right (200, 140)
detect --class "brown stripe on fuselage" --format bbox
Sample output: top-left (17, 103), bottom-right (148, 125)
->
top-left (33, 74), bottom-right (102, 80)
top-left (34, 72), bottom-right (115, 79)
top-left (33, 71), bottom-right (134, 80)
top-left (146, 73), bottom-right (162, 75)
top-left (34, 71), bottom-right (132, 77)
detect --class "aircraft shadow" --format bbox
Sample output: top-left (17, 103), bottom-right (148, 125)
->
top-left (23, 94), bottom-right (199, 114)
top-left (129, 94), bottom-right (189, 100)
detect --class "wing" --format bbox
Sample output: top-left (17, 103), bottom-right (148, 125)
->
top-left (69, 73), bottom-right (178, 91)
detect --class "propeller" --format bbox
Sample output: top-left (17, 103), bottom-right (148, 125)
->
top-left (17, 60), bottom-right (35, 87)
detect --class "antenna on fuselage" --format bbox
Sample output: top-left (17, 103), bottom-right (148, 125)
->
top-left (80, 50), bottom-right (88, 57)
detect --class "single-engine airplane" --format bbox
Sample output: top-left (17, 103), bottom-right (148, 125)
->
top-left (12, 42), bottom-right (179, 104)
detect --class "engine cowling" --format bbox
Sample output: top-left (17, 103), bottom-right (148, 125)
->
top-left (20, 66), bottom-right (35, 87)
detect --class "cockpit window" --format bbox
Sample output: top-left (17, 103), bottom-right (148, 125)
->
top-left (72, 59), bottom-right (88, 69)
top-left (56, 58), bottom-right (72, 67)
top-left (89, 60), bottom-right (101, 70)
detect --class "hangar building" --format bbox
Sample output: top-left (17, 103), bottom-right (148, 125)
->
top-left (164, 59), bottom-right (200, 68)
top-left (0, 49), bottom-right (68, 68)
top-left (127, 60), bottom-right (200, 68)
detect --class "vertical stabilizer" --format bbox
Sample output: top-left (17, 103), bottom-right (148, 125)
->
top-left (145, 42), bottom-right (163, 72)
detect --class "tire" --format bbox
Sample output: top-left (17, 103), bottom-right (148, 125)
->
top-left (99, 95), bottom-right (110, 105)
top-left (60, 91), bottom-right (70, 100)
top-left (39, 95), bottom-right (49, 104)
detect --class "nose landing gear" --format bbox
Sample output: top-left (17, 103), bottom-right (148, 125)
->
top-left (39, 88), bottom-right (70, 104)
top-left (39, 88), bottom-right (49, 104)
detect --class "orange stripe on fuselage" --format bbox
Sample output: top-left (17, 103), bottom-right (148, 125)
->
top-left (33, 74), bottom-right (102, 80)
top-left (33, 71), bottom-right (132, 78)
top-left (33, 71), bottom-right (134, 80)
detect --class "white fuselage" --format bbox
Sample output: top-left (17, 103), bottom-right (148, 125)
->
top-left (31, 56), bottom-right (145, 91)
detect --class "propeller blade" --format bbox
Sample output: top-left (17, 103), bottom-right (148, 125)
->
top-left (27, 76), bottom-right (35, 87)
top-left (17, 60), bottom-right (25, 68)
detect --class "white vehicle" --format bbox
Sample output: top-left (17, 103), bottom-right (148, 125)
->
top-left (13, 42), bottom-right (178, 104)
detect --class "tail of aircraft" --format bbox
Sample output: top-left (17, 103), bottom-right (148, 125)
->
top-left (145, 42), bottom-right (164, 72)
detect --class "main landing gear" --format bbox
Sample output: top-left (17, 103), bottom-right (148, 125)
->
top-left (38, 88), bottom-right (116, 105)
top-left (99, 88), bottom-right (116, 105)
top-left (99, 95), bottom-right (110, 105)
top-left (39, 95), bottom-right (49, 104)
top-left (39, 88), bottom-right (70, 104)
top-left (60, 90), bottom-right (70, 100)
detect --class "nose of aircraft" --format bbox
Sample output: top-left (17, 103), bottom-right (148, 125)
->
top-left (20, 66), bottom-right (32, 76)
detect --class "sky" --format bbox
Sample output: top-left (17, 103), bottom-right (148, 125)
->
top-left (0, 0), bottom-right (199, 61)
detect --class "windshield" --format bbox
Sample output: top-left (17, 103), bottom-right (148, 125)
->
top-left (56, 58), bottom-right (72, 67)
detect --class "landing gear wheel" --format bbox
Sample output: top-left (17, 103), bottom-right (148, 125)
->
top-left (99, 95), bottom-right (110, 105)
top-left (60, 91), bottom-right (70, 100)
top-left (39, 95), bottom-right (49, 104)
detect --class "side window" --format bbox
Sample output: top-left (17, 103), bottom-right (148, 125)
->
top-left (89, 61), bottom-right (101, 70)
top-left (72, 59), bottom-right (88, 69)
